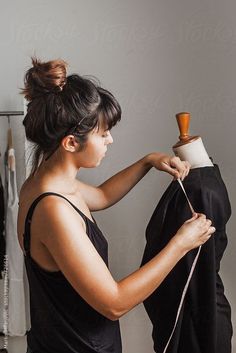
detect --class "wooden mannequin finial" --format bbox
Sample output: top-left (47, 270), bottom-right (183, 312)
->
top-left (173, 112), bottom-right (199, 148)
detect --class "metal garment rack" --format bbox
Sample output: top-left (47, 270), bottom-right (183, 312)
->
top-left (0, 111), bottom-right (24, 117)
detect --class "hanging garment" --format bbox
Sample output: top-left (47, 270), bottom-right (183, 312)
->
top-left (0, 170), bottom-right (7, 350)
top-left (5, 148), bottom-right (27, 336)
top-left (0, 175), bottom-right (5, 278)
top-left (141, 164), bottom-right (233, 353)
top-left (23, 192), bottom-right (122, 353)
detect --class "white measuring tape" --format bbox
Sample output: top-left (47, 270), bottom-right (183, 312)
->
top-left (162, 179), bottom-right (202, 353)
top-left (177, 179), bottom-right (195, 215)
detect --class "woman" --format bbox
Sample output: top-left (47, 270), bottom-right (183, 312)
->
top-left (17, 58), bottom-right (215, 353)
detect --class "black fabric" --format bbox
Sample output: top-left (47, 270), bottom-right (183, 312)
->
top-left (23, 192), bottom-right (122, 353)
top-left (0, 176), bottom-right (5, 278)
top-left (141, 165), bottom-right (233, 353)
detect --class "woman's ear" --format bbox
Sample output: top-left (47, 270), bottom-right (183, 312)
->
top-left (61, 135), bottom-right (80, 152)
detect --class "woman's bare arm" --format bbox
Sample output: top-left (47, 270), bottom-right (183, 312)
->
top-left (78, 153), bottom-right (190, 211)
top-left (38, 196), bottom-right (214, 321)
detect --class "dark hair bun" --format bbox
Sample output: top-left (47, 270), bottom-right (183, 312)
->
top-left (22, 57), bottom-right (68, 101)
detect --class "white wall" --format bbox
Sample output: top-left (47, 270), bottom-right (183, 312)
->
top-left (0, 1), bottom-right (235, 352)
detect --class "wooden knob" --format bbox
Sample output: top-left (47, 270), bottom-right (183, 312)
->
top-left (173, 112), bottom-right (199, 148)
top-left (176, 112), bottom-right (190, 141)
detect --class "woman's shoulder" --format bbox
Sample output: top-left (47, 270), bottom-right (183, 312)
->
top-left (18, 175), bottom-right (92, 224)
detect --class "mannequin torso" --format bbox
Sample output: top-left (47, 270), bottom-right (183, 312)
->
top-left (173, 137), bottom-right (214, 169)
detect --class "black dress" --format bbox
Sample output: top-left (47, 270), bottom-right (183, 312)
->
top-left (23, 192), bottom-right (122, 353)
top-left (141, 165), bottom-right (232, 353)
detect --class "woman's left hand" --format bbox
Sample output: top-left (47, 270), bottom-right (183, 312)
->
top-left (149, 153), bottom-right (191, 180)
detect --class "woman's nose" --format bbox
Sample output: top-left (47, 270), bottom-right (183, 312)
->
top-left (106, 132), bottom-right (113, 144)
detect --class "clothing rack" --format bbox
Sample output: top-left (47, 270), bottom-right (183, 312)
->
top-left (0, 111), bottom-right (24, 117)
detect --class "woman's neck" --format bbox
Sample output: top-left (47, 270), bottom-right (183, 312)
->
top-left (173, 137), bottom-right (214, 169)
top-left (31, 153), bottom-right (79, 193)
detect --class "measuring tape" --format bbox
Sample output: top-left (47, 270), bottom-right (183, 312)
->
top-left (162, 179), bottom-right (202, 353)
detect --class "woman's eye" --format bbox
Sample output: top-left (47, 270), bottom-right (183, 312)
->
top-left (102, 132), bottom-right (109, 138)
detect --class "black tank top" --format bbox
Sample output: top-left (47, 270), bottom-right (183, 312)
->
top-left (23, 192), bottom-right (122, 353)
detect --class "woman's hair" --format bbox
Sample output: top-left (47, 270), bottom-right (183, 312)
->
top-left (22, 57), bottom-right (121, 175)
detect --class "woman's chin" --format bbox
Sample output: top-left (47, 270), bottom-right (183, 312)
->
top-left (87, 155), bottom-right (105, 168)
top-left (95, 158), bottom-right (103, 167)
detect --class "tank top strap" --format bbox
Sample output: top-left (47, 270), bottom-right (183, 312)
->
top-left (23, 192), bottom-right (88, 255)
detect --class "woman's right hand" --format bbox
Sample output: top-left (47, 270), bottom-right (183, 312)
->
top-left (174, 213), bottom-right (215, 253)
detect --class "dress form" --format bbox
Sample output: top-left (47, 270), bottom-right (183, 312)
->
top-left (141, 112), bottom-right (232, 353)
top-left (172, 112), bottom-right (213, 168)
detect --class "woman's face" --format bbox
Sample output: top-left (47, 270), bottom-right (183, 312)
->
top-left (77, 124), bottom-right (113, 168)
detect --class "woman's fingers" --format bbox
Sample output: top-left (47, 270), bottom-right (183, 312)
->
top-left (202, 219), bottom-right (212, 233)
top-left (201, 226), bottom-right (216, 243)
top-left (185, 213), bottom-right (205, 224)
top-left (196, 216), bottom-right (215, 243)
top-left (175, 213), bottom-right (216, 252)
top-left (181, 162), bottom-right (191, 180)
top-left (156, 154), bottom-right (191, 180)
top-left (169, 157), bottom-right (191, 180)
top-left (184, 212), bottom-right (198, 223)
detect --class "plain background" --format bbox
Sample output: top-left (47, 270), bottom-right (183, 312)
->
top-left (0, 1), bottom-right (235, 352)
